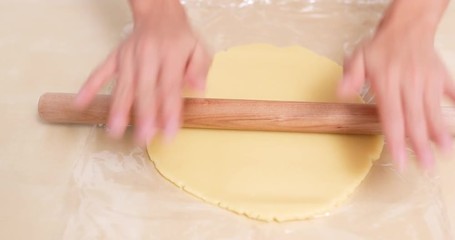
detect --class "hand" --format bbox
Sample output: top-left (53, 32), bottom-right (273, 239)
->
top-left (339, 11), bottom-right (455, 170)
top-left (75, 0), bottom-right (211, 145)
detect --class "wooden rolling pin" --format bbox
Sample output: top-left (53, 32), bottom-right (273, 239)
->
top-left (38, 93), bottom-right (455, 135)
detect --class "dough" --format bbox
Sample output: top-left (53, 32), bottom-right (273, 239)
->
top-left (147, 44), bottom-right (384, 222)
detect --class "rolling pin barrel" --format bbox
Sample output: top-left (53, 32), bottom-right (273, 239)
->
top-left (38, 93), bottom-right (455, 135)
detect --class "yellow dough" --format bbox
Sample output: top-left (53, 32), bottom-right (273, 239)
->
top-left (147, 44), bottom-right (384, 222)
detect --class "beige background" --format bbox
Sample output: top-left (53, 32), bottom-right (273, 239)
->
top-left (0, 0), bottom-right (454, 239)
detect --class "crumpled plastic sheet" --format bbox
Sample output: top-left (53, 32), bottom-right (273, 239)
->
top-left (61, 1), bottom-right (453, 239)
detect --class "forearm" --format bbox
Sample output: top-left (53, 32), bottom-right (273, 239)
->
top-left (380, 0), bottom-right (449, 35)
top-left (128, 0), bottom-right (182, 22)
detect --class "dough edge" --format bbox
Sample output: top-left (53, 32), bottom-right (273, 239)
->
top-left (150, 148), bottom-right (382, 222)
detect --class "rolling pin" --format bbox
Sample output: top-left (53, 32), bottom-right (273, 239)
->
top-left (38, 93), bottom-right (455, 135)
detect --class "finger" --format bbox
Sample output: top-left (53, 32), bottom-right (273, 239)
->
top-left (373, 76), bottom-right (407, 171)
top-left (133, 47), bottom-right (160, 146)
top-left (184, 41), bottom-right (212, 91)
top-left (108, 45), bottom-right (136, 139)
top-left (402, 76), bottom-right (434, 170)
top-left (338, 47), bottom-right (366, 98)
top-left (158, 55), bottom-right (187, 141)
top-left (425, 74), bottom-right (452, 151)
top-left (75, 50), bottom-right (118, 109)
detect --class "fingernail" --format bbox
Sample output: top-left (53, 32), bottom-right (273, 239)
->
top-left (135, 128), bottom-right (147, 146)
top-left (164, 117), bottom-right (180, 143)
top-left (421, 150), bottom-right (435, 172)
top-left (108, 116), bottom-right (124, 139)
top-left (144, 126), bottom-right (157, 145)
top-left (337, 78), bottom-right (350, 97)
top-left (337, 87), bottom-right (348, 98)
top-left (73, 92), bottom-right (85, 109)
top-left (135, 126), bottom-right (156, 147)
top-left (194, 78), bottom-right (207, 91)
top-left (397, 149), bottom-right (407, 173)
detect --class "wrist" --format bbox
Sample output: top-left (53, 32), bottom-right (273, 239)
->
top-left (129, 0), bottom-right (183, 23)
top-left (379, 0), bottom-right (448, 37)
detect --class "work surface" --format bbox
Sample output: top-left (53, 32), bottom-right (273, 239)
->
top-left (1, 0), bottom-right (455, 239)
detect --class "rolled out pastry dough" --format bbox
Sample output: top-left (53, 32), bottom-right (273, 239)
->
top-left (147, 44), bottom-right (384, 222)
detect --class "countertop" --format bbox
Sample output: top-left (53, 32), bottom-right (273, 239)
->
top-left (1, 0), bottom-right (454, 239)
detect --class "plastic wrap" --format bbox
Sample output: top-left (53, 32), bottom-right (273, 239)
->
top-left (62, 1), bottom-right (452, 239)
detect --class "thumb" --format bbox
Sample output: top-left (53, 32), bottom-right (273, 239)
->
top-left (338, 47), bottom-right (366, 98)
top-left (75, 50), bottom-right (118, 109)
top-left (184, 42), bottom-right (212, 92)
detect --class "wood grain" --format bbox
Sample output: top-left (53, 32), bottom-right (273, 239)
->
top-left (38, 93), bottom-right (455, 135)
